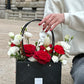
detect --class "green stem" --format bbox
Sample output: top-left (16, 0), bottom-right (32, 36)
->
top-left (27, 38), bottom-right (29, 44)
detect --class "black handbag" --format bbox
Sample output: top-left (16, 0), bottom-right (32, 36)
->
top-left (16, 19), bottom-right (62, 84)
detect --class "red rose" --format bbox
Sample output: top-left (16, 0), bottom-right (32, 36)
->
top-left (49, 49), bottom-right (53, 54)
top-left (40, 45), bottom-right (45, 50)
top-left (24, 44), bottom-right (36, 57)
top-left (11, 43), bottom-right (16, 47)
top-left (33, 50), bottom-right (51, 64)
top-left (54, 45), bottom-right (65, 55)
top-left (49, 44), bottom-right (52, 48)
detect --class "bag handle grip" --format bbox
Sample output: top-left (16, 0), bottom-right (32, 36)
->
top-left (21, 19), bottom-right (55, 60)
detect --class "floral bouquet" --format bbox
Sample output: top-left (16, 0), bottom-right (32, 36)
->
top-left (7, 19), bottom-right (74, 84)
top-left (8, 30), bottom-right (73, 65)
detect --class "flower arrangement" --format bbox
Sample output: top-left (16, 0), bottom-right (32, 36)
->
top-left (8, 29), bottom-right (73, 65)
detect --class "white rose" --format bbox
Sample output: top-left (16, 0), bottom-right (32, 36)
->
top-left (24, 32), bottom-right (33, 38)
top-left (28, 57), bottom-right (37, 62)
top-left (62, 60), bottom-right (67, 65)
top-left (43, 35), bottom-right (50, 47)
top-left (12, 34), bottom-right (23, 45)
top-left (7, 46), bottom-right (19, 56)
top-left (52, 56), bottom-right (59, 63)
top-left (8, 32), bottom-right (14, 38)
top-left (46, 46), bottom-right (51, 51)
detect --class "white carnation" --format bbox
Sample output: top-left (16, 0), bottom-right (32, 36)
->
top-left (43, 35), bottom-right (50, 47)
top-left (7, 46), bottom-right (19, 56)
top-left (24, 32), bottom-right (33, 38)
top-left (52, 56), bottom-right (59, 63)
top-left (12, 34), bottom-right (23, 45)
top-left (8, 32), bottom-right (14, 38)
top-left (28, 57), bottom-right (37, 62)
top-left (62, 60), bottom-right (67, 65)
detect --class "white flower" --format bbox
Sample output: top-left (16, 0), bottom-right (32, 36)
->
top-left (46, 47), bottom-right (51, 51)
top-left (7, 46), bottom-right (19, 56)
top-left (14, 34), bottom-right (23, 41)
top-left (24, 32), bottom-right (33, 38)
top-left (52, 56), bottom-right (59, 63)
top-left (28, 57), bottom-right (37, 62)
top-left (43, 35), bottom-right (50, 47)
top-left (12, 34), bottom-right (23, 45)
top-left (8, 32), bottom-right (14, 38)
top-left (38, 42), bottom-right (43, 46)
top-left (56, 41), bottom-right (71, 52)
top-left (60, 41), bottom-right (71, 52)
top-left (62, 60), bottom-right (67, 65)
top-left (12, 39), bottom-right (20, 45)
top-left (64, 35), bottom-right (70, 41)
top-left (8, 42), bottom-right (11, 46)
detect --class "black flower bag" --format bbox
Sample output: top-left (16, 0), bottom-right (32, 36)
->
top-left (16, 19), bottom-right (62, 84)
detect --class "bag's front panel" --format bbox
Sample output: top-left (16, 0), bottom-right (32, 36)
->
top-left (16, 61), bottom-right (61, 84)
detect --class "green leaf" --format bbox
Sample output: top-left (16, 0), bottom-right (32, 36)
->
top-left (71, 36), bottom-right (74, 40)
top-left (55, 53), bottom-right (59, 56)
top-left (25, 28), bottom-right (27, 31)
top-left (35, 42), bottom-right (38, 46)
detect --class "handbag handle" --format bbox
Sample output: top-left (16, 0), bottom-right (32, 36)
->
top-left (21, 19), bottom-right (55, 60)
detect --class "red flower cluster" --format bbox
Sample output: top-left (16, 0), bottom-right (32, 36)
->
top-left (23, 44), bottom-right (65, 64)
top-left (54, 45), bottom-right (65, 55)
top-left (33, 50), bottom-right (51, 64)
top-left (24, 44), bottom-right (36, 57)
top-left (23, 44), bottom-right (52, 64)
